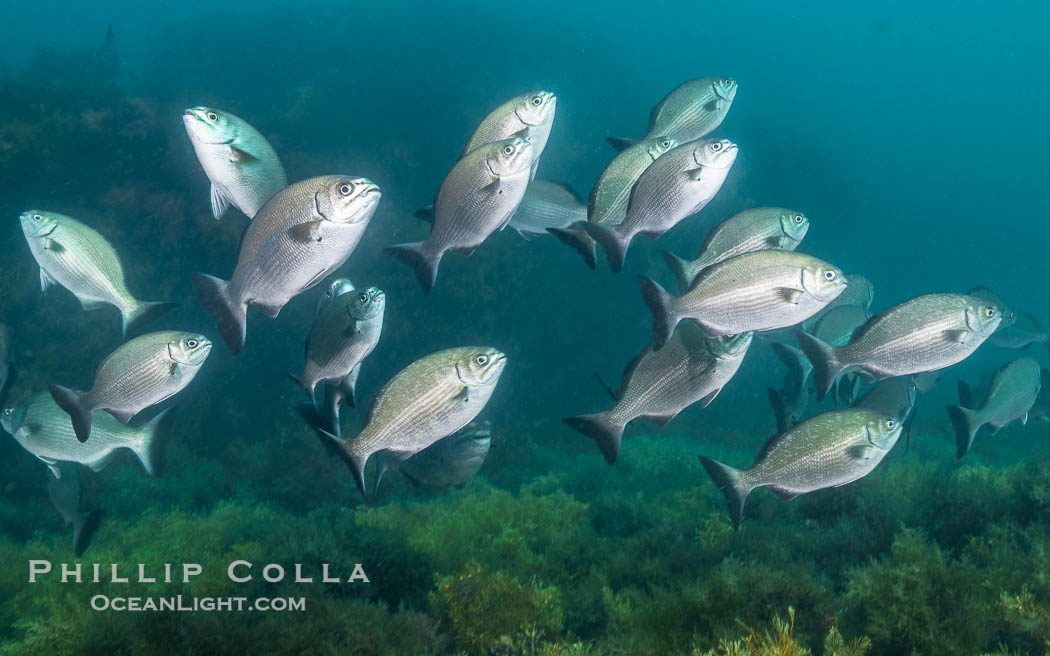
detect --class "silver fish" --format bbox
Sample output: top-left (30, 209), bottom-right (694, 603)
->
top-left (48, 331), bottom-right (211, 443)
top-left (318, 347), bottom-right (507, 496)
top-left (989, 311), bottom-right (1049, 352)
top-left (0, 324), bottom-right (10, 401)
top-left (398, 420), bottom-right (492, 490)
top-left (290, 286), bottom-right (385, 407)
top-left (2, 391), bottom-right (170, 476)
top-left (461, 91), bottom-right (556, 180)
top-left (585, 138), bottom-right (738, 272)
top-left (801, 274), bottom-right (875, 334)
top-left (507, 180), bottom-right (586, 239)
top-left (799, 294), bottom-right (1002, 401)
top-left (46, 463), bottom-right (101, 557)
top-left (193, 176), bottom-right (380, 354)
top-left (967, 286), bottom-right (1017, 328)
top-left (912, 370), bottom-right (944, 395)
top-left (949, 357), bottom-right (1042, 459)
top-left (699, 408), bottom-right (902, 528)
top-left (1029, 369), bottom-right (1050, 424)
top-left (547, 137), bottom-right (677, 269)
top-left (388, 138), bottom-right (531, 293)
top-left (767, 342), bottom-right (813, 433)
top-left (854, 377), bottom-right (918, 437)
top-left (19, 211), bottom-right (175, 336)
top-left (813, 304), bottom-right (870, 347)
top-left (607, 76), bottom-right (738, 151)
top-left (663, 208), bottom-right (810, 292)
top-left (183, 106), bottom-right (288, 220)
top-left (317, 277), bottom-right (356, 314)
top-left (565, 326), bottom-right (751, 464)
top-left (640, 250), bottom-right (847, 348)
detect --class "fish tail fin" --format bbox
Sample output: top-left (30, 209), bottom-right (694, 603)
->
top-left (72, 508), bottom-right (103, 557)
top-left (385, 242), bottom-right (440, 294)
top-left (660, 250), bottom-right (697, 293)
top-left (191, 273), bottom-right (246, 355)
top-left (563, 412), bottom-right (625, 465)
top-left (947, 405), bottom-right (981, 459)
top-left (637, 275), bottom-right (679, 348)
top-left (316, 428), bottom-right (368, 496)
top-left (134, 408), bottom-right (174, 477)
top-left (766, 387), bottom-right (790, 433)
top-left (286, 372), bottom-right (318, 405)
top-left (581, 222), bottom-right (628, 272)
top-left (605, 136), bottom-right (640, 152)
top-left (547, 227), bottom-right (598, 270)
top-left (48, 384), bottom-right (94, 443)
top-left (697, 455), bottom-right (751, 530)
top-left (796, 331), bottom-right (847, 401)
top-left (121, 301), bottom-right (177, 337)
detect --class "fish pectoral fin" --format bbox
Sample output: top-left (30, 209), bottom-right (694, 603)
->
top-left (765, 236), bottom-right (786, 248)
top-left (44, 237), bottom-right (66, 253)
top-left (23, 422), bottom-right (44, 437)
top-left (480, 176), bottom-right (504, 194)
top-left (942, 329), bottom-right (971, 343)
top-left (775, 287), bottom-right (805, 304)
top-left (768, 486), bottom-right (800, 501)
top-left (227, 145), bottom-right (258, 163)
top-left (288, 220), bottom-right (326, 243)
top-left (846, 444), bottom-right (875, 461)
top-left (1021, 412), bottom-right (1029, 426)
top-left (703, 99), bottom-right (719, 111)
top-left (452, 387), bottom-right (470, 402)
top-left (43, 461), bottom-right (62, 479)
top-left (699, 388), bottom-right (722, 408)
top-left (40, 268), bottom-right (57, 293)
top-left (169, 360), bottom-right (180, 376)
top-left (210, 184), bottom-right (231, 220)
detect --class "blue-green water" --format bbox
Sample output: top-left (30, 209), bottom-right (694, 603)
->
top-left (1, 3), bottom-right (1049, 654)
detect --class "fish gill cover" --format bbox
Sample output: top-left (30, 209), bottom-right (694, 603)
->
top-left (0, 1), bottom-right (1049, 654)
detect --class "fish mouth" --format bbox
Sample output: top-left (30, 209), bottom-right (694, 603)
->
top-left (713, 83), bottom-right (734, 102)
top-left (182, 109), bottom-right (234, 145)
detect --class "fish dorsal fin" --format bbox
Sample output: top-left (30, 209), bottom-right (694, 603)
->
top-left (618, 350), bottom-right (648, 395)
top-left (592, 371), bottom-right (620, 401)
top-left (647, 97), bottom-right (667, 133)
top-left (227, 145), bottom-right (258, 164)
top-left (210, 184), bottom-right (231, 220)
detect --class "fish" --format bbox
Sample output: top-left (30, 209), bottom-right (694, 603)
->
top-left (564, 326), bottom-right (752, 464)
top-left (766, 342), bottom-right (813, 433)
top-left (639, 250), bottom-right (847, 348)
top-left (1029, 369), bottom-right (1050, 424)
top-left (290, 285), bottom-right (385, 408)
top-left (182, 106), bottom-right (288, 220)
top-left (317, 277), bottom-right (356, 314)
top-left (0, 324), bottom-right (11, 402)
top-left (193, 176), bottom-right (380, 354)
top-left (507, 181), bottom-right (586, 239)
top-left (798, 294), bottom-right (1003, 401)
top-left (317, 347), bottom-right (507, 496)
top-left (662, 208), bottom-right (810, 292)
top-left (387, 138), bottom-right (532, 293)
top-left (2, 391), bottom-right (171, 477)
top-left (801, 274), bottom-right (875, 334)
top-left (948, 357), bottom-right (1042, 459)
top-left (48, 331), bottom-right (211, 443)
top-left (811, 304), bottom-right (871, 405)
top-left (584, 138), bottom-right (738, 272)
top-left (461, 91), bottom-right (556, 179)
top-left (549, 137), bottom-right (677, 269)
top-left (19, 211), bottom-right (175, 337)
top-left (46, 463), bottom-right (102, 557)
top-left (396, 420), bottom-right (492, 490)
top-left (854, 377), bottom-right (919, 449)
top-left (606, 76), bottom-right (738, 151)
top-left (699, 408), bottom-right (902, 528)
top-left (989, 311), bottom-right (1050, 352)
top-left (912, 370), bottom-right (943, 395)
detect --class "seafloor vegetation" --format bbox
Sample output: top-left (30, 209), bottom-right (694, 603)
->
top-left (2, 39), bottom-right (1050, 656)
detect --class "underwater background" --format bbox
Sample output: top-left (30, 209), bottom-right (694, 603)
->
top-left (1, 1), bottom-right (1050, 654)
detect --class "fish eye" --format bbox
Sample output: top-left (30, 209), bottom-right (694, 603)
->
top-left (339, 183), bottom-right (353, 196)
top-left (530, 96), bottom-right (543, 106)
top-left (2, 409), bottom-right (11, 417)
top-left (187, 339), bottom-right (199, 349)
top-left (710, 142), bottom-right (723, 152)
top-left (823, 270), bottom-right (836, 281)
top-left (206, 111), bottom-right (218, 121)
top-left (887, 420), bottom-right (896, 429)
top-left (984, 307), bottom-right (996, 318)
top-left (794, 215), bottom-right (804, 223)
top-left (661, 139), bottom-right (671, 148)
top-left (358, 293), bottom-right (368, 303)
top-left (502, 145), bottom-right (515, 156)
top-left (32, 214), bottom-right (42, 221)
top-left (475, 354), bottom-right (488, 366)
top-left (723, 77), bottom-right (733, 86)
